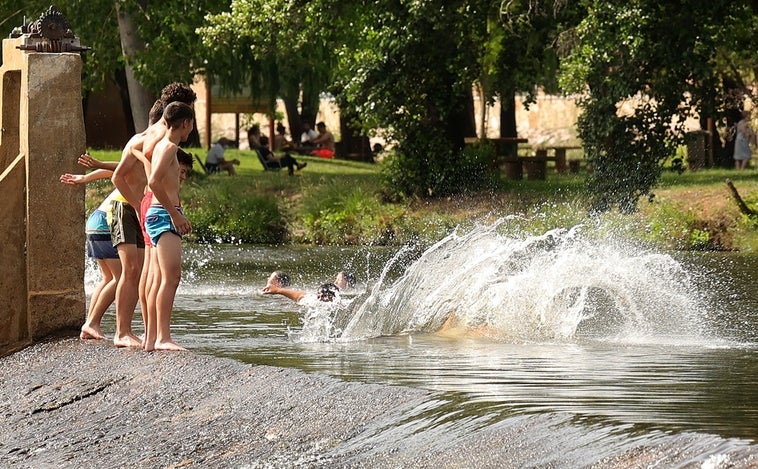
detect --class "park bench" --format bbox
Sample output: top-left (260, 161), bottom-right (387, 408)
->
top-left (510, 145), bottom-right (584, 179)
top-left (464, 138), bottom-right (583, 180)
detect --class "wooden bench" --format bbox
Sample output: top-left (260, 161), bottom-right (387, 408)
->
top-left (501, 156), bottom-right (548, 180)
top-left (464, 137), bottom-right (531, 178)
top-left (533, 145), bottom-right (583, 173)
top-left (498, 145), bottom-right (583, 180)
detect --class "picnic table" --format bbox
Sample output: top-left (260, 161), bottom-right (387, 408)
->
top-left (464, 137), bottom-right (529, 158)
top-left (533, 145), bottom-right (583, 174)
top-left (464, 137), bottom-right (530, 179)
top-left (464, 138), bottom-right (582, 180)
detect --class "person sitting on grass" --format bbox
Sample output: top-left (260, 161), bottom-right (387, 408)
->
top-left (257, 136), bottom-right (307, 176)
top-left (310, 122), bottom-right (336, 159)
top-left (205, 137), bottom-right (240, 175)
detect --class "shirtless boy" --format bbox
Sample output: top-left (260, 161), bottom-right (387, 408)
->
top-left (144, 102), bottom-right (195, 351)
top-left (110, 83), bottom-right (196, 348)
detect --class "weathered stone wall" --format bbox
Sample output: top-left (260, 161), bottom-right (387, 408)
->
top-left (0, 37), bottom-right (86, 353)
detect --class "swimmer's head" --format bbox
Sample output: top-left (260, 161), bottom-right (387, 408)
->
top-left (268, 271), bottom-right (291, 288)
top-left (334, 271), bottom-right (356, 290)
top-left (316, 283), bottom-right (340, 302)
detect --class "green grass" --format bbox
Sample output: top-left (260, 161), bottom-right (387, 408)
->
top-left (83, 147), bottom-right (758, 250)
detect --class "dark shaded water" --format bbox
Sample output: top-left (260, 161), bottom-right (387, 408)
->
top-left (90, 225), bottom-right (758, 463)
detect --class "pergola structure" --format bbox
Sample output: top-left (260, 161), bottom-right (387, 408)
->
top-left (195, 76), bottom-right (272, 148)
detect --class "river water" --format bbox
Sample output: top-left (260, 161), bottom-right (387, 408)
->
top-left (89, 221), bottom-right (758, 466)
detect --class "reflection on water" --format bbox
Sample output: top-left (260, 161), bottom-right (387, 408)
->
top-left (90, 226), bottom-right (758, 447)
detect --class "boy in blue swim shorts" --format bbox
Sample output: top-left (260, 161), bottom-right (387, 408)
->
top-left (144, 102), bottom-right (195, 352)
top-left (60, 168), bottom-right (123, 341)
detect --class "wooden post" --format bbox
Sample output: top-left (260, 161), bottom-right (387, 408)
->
top-left (554, 148), bottom-right (567, 173)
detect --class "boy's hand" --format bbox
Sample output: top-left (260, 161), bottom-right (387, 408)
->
top-left (78, 153), bottom-right (101, 169)
top-left (172, 214), bottom-right (192, 235)
top-left (59, 173), bottom-right (84, 185)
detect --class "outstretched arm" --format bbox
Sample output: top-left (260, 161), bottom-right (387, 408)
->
top-left (262, 284), bottom-right (307, 303)
top-left (60, 168), bottom-right (114, 185)
top-left (78, 154), bottom-right (118, 171)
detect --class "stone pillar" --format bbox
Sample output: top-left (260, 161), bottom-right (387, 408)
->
top-left (0, 35), bottom-right (86, 354)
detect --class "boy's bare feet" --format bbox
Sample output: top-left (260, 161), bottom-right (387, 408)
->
top-left (113, 333), bottom-right (142, 348)
top-left (155, 340), bottom-right (187, 352)
top-left (80, 325), bottom-right (105, 340)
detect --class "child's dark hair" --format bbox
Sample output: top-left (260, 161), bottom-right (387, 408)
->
top-left (148, 99), bottom-right (164, 125)
top-left (160, 82), bottom-right (197, 106)
top-left (273, 271), bottom-right (291, 287)
top-left (316, 283), bottom-right (339, 302)
top-left (342, 272), bottom-right (356, 288)
top-left (176, 148), bottom-right (193, 168)
top-left (163, 102), bottom-right (194, 129)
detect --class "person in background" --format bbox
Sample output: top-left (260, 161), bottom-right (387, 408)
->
top-left (733, 110), bottom-right (756, 170)
top-left (274, 122), bottom-right (292, 151)
top-left (300, 121), bottom-right (318, 148)
top-left (310, 122), bottom-right (336, 159)
top-left (247, 124), bottom-right (262, 149)
top-left (205, 137), bottom-right (240, 175)
top-left (258, 135), bottom-right (307, 176)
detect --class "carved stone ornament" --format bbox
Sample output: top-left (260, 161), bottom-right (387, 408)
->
top-left (13, 5), bottom-right (90, 53)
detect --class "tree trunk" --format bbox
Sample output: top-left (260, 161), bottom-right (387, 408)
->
top-left (281, 95), bottom-right (301, 144)
top-left (300, 81), bottom-right (319, 129)
top-left (115, 1), bottom-right (155, 133)
top-left (445, 89), bottom-right (476, 150)
top-left (500, 91), bottom-right (517, 138)
top-left (113, 67), bottom-right (136, 137)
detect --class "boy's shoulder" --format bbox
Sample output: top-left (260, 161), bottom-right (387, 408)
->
top-left (145, 120), bottom-right (168, 136)
top-left (153, 137), bottom-right (178, 157)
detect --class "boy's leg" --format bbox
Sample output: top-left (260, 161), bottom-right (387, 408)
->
top-left (154, 232), bottom-right (186, 351)
top-left (138, 245), bottom-right (151, 339)
top-left (81, 258), bottom-right (121, 339)
top-left (114, 243), bottom-right (144, 348)
top-left (144, 247), bottom-right (161, 352)
top-left (81, 259), bottom-right (113, 340)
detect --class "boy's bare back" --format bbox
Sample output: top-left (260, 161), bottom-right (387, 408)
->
top-left (150, 137), bottom-right (182, 208)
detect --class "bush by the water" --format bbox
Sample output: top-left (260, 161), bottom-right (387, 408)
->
top-left (82, 148), bottom-right (758, 251)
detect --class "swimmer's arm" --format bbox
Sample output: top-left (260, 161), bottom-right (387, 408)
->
top-left (262, 285), bottom-right (307, 303)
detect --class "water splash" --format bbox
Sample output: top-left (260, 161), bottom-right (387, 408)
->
top-left (319, 220), bottom-right (712, 344)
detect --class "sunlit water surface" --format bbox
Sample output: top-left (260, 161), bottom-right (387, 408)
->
top-left (90, 223), bottom-right (758, 459)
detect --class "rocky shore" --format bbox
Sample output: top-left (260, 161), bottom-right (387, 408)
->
top-left (0, 339), bottom-right (429, 468)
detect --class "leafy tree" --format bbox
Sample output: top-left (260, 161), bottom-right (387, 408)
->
top-left (197, 0), bottom-right (584, 198)
top-left (332, 0), bottom-right (583, 198)
top-left (561, 0), bottom-right (758, 212)
top-left (198, 0), bottom-right (335, 140)
top-left (332, 0), bottom-right (490, 198)
top-left (492, 1), bottom-right (585, 138)
top-left (1, 1), bottom-right (221, 134)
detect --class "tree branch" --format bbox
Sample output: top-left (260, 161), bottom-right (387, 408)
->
top-left (725, 178), bottom-right (756, 216)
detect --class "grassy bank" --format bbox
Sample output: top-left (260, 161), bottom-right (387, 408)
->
top-left (84, 148), bottom-right (758, 251)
